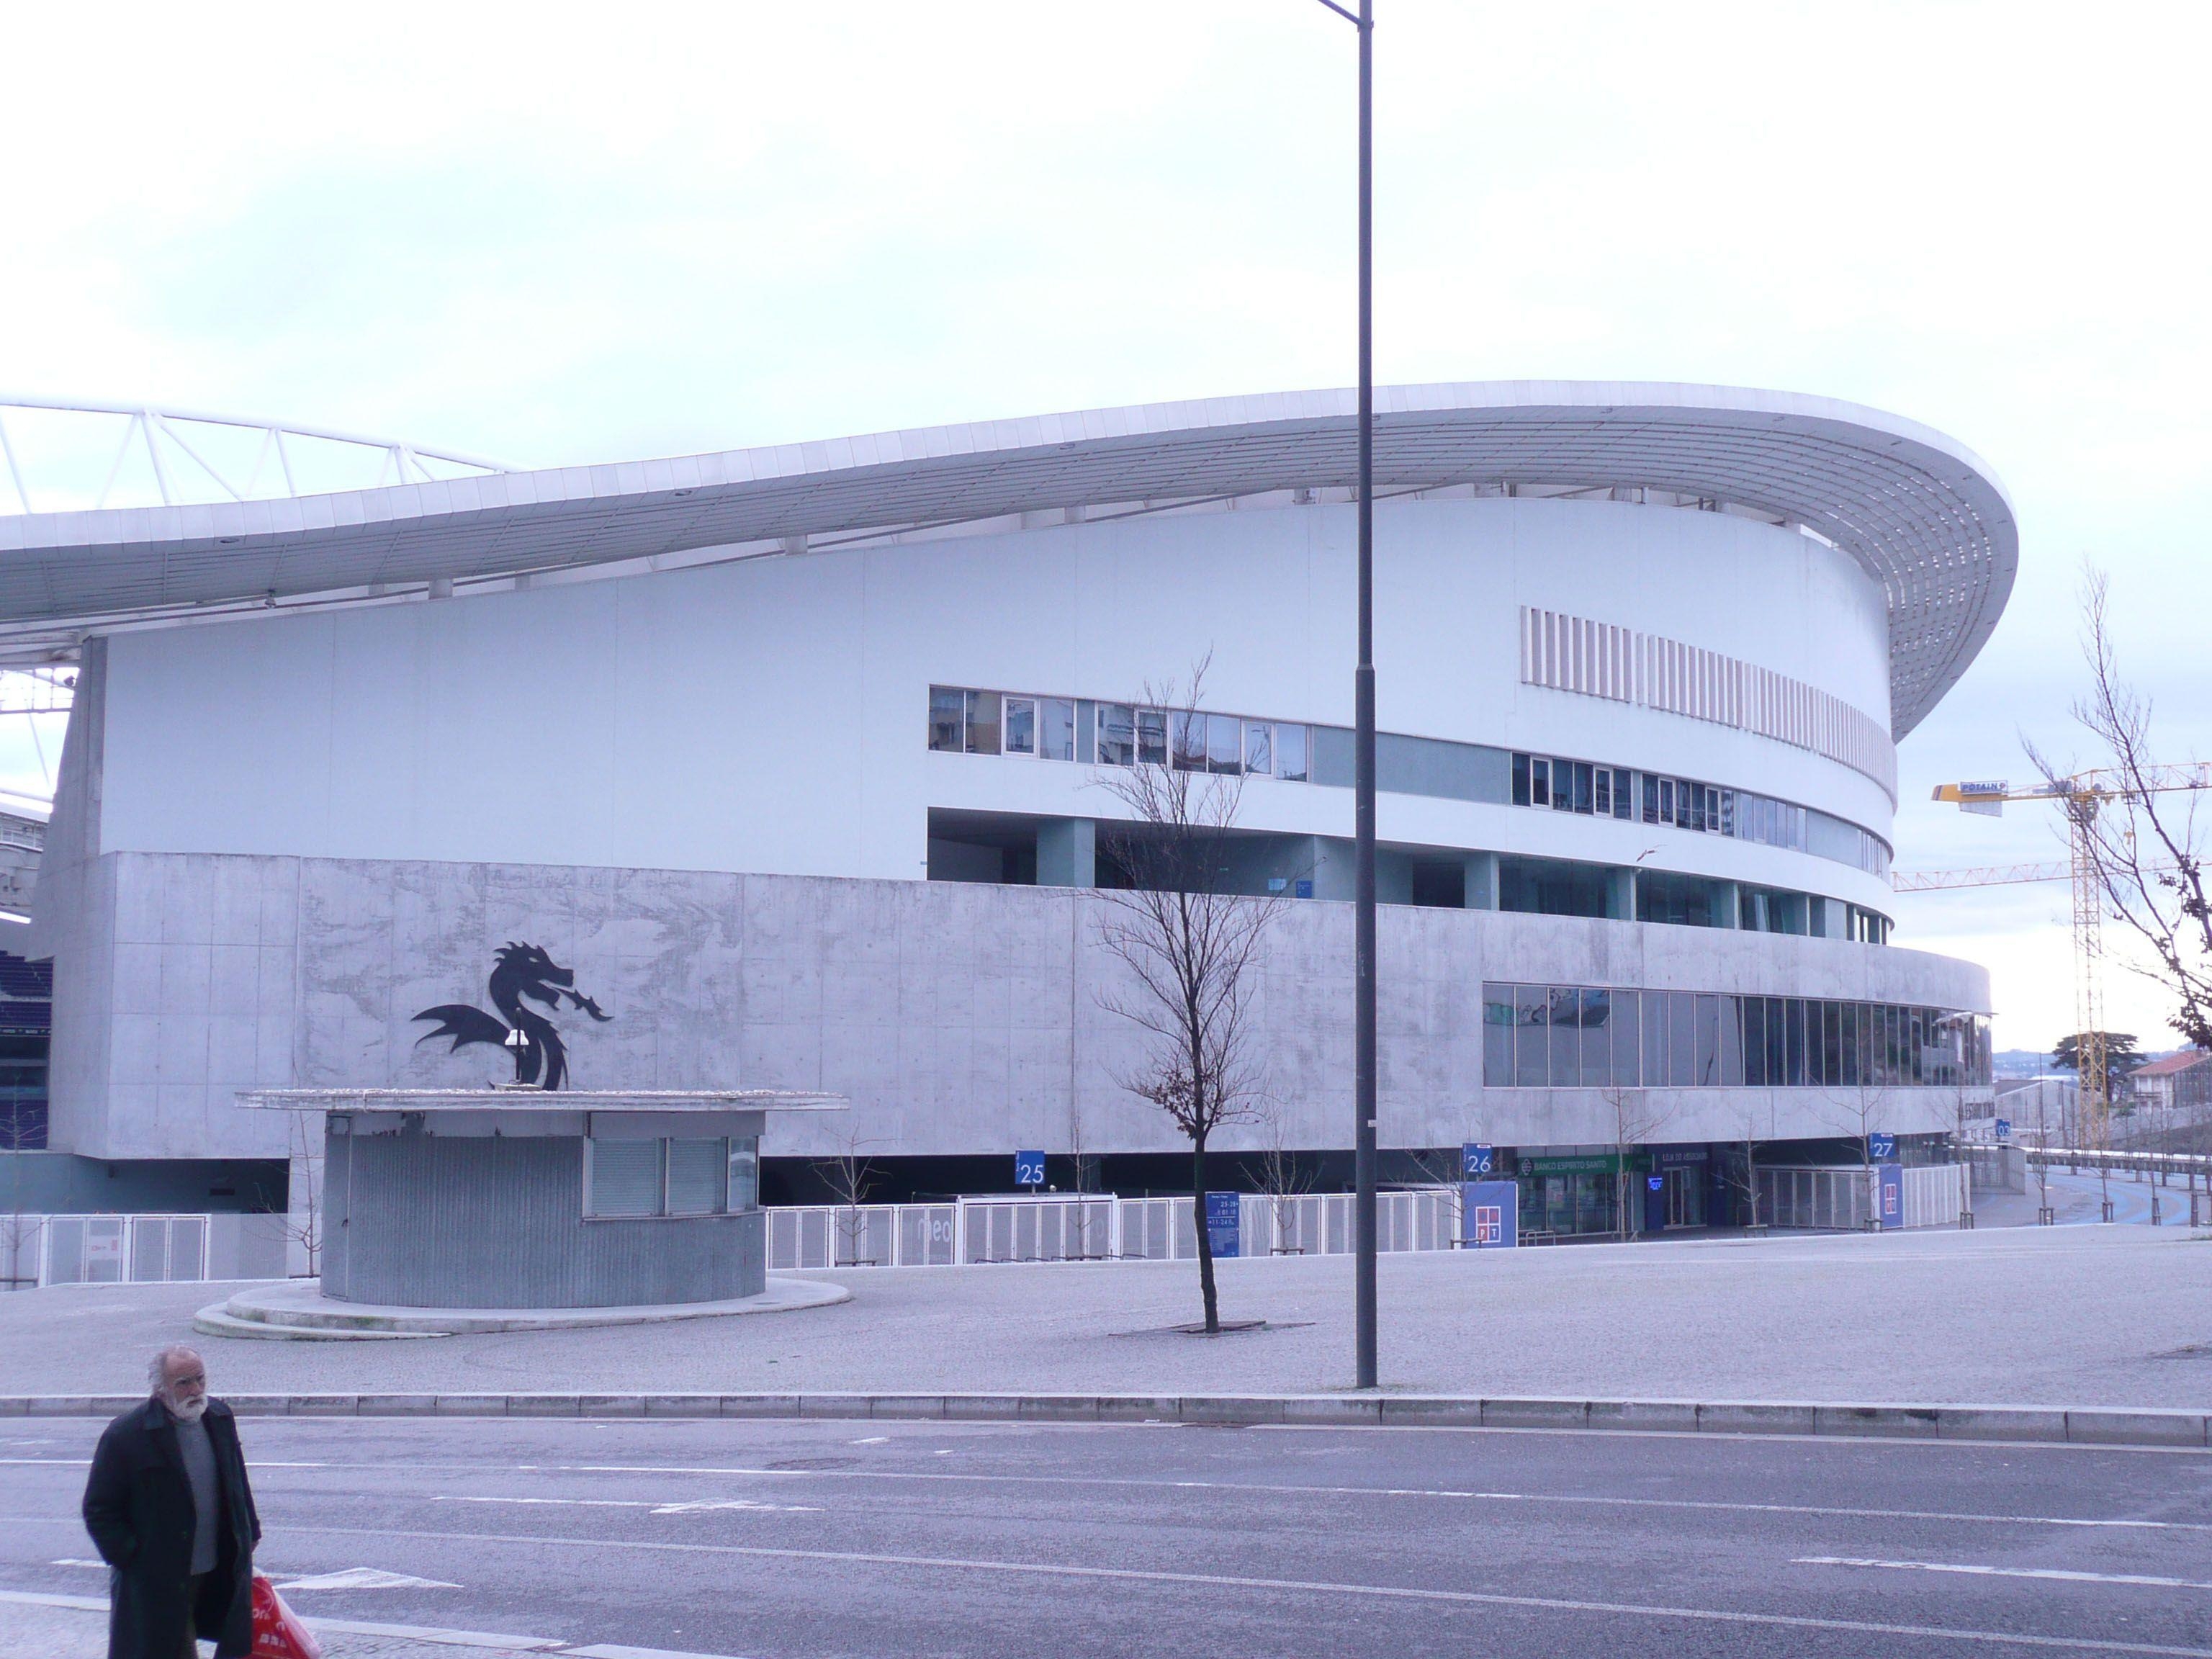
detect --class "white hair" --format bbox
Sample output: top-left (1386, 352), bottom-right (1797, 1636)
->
top-left (147, 1344), bottom-right (202, 1390)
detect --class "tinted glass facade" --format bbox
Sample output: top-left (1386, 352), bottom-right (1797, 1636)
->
top-left (1482, 981), bottom-right (1990, 1089)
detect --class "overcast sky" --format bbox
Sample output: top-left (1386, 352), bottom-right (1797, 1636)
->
top-left (4, 1), bottom-right (2207, 1055)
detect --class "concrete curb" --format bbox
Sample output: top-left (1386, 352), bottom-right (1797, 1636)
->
top-left (3, 1392), bottom-right (2206, 1447)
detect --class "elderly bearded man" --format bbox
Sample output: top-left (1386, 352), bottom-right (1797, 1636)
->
top-left (83, 1344), bottom-right (261, 1659)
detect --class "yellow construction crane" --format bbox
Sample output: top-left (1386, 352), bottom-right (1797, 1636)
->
top-left (1927, 765), bottom-right (2212, 1192)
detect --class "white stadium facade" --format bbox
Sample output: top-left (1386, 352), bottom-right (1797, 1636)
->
top-left (0, 380), bottom-right (2008, 1242)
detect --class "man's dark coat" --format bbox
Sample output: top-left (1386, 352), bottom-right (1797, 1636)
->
top-left (81, 1395), bottom-right (261, 1659)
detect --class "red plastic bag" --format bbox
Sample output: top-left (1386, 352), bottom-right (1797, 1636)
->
top-left (250, 1574), bottom-right (323, 1659)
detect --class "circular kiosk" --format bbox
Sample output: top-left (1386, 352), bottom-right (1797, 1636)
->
top-left (203, 1089), bottom-right (844, 1335)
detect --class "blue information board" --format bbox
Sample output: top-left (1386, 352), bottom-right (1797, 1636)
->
top-left (1877, 1163), bottom-right (1903, 1228)
top-left (1869, 1131), bottom-right (1897, 1161)
top-left (1205, 1191), bottom-right (1241, 1259)
top-left (1461, 1143), bottom-right (1495, 1178)
top-left (1460, 1179), bottom-right (1518, 1248)
top-left (1995, 1118), bottom-right (2011, 1143)
top-left (1014, 1149), bottom-right (1046, 1187)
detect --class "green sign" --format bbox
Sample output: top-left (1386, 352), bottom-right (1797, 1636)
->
top-left (1523, 1153), bottom-right (1647, 1176)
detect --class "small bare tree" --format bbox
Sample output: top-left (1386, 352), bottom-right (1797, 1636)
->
top-left (1717, 1105), bottom-right (1766, 1233)
top-left (1601, 1086), bottom-right (1676, 1240)
top-left (1094, 664), bottom-right (1282, 1334)
top-left (274, 1111), bottom-right (324, 1278)
top-left (811, 1128), bottom-right (881, 1267)
top-left (1252, 1096), bottom-right (1317, 1256)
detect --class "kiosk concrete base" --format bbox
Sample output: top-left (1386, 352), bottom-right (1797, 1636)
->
top-left (193, 1275), bottom-right (849, 1341)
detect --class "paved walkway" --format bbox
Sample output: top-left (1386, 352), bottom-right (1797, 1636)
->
top-left (4, 1216), bottom-right (2207, 1410)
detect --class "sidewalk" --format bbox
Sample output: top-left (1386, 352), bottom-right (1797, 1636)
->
top-left (4, 1223), bottom-right (2207, 1411)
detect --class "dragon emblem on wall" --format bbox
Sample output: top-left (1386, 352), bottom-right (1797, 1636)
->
top-left (412, 943), bottom-right (611, 1091)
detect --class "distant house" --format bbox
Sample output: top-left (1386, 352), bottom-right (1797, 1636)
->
top-left (2128, 1050), bottom-right (2212, 1114)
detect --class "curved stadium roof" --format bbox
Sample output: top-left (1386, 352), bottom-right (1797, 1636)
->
top-left (0, 381), bottom-right (2014, 737)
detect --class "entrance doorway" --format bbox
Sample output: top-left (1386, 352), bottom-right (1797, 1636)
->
top-left (1664, 1164), bottom-right (1706, 1228)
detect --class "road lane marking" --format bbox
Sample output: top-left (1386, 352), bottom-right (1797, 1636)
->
top-left (1799, 1557), bottom-right (2212, 1592)
top-left (436, 1496), bottom-right (821, 1516)
top-left (275, 1566), bottom-right (462, 1591)
top-left (0, 1458), bottom-right (326, 1468)
top-left (269, 1521), bottom-right (2212, 1658)
top-left (540, 1463), bottom-right (2212, 1534)
top-left (0, 1588), bottom-right (750, 1658)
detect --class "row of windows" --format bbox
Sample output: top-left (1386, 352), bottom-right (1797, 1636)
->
top-left (1480, 983), bottom-right (1991, 1090)
top-left (930, 687), bottom-right (1312, 781)
top-left (1511, 752), bottom-right (1890, 878)
top-left (583, 1135), bottom-right (760, 1219)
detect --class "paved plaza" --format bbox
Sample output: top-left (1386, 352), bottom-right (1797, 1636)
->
top-left (4, 1201), bottom-right (2206, 1411)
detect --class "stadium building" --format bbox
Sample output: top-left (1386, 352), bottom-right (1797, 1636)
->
top-left (1, 382), bottom-right (2007, 1243)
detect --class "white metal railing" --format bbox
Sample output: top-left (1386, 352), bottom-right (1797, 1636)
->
top-left (762, 1188), bottom-right (1466, 1271)
top-left (1, 1213), bottom-right (213, 1289)
top-left (1758, 1164), bottom-right (1966, 1231)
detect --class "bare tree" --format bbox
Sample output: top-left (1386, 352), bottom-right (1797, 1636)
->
top-left (2028, 572), bottom-right (2212, 1053)
top-left (272, 1110), bottom-right (324, 1278)
top-left (1717, 1105), bottom-right (1766, 1234)
top-left (1093, 664), bottom-right (1282, 1334)
top-left (811, 1128), bottom-right (881, 1267)
top-left (1252, 1095), bottom-right (1318, 1256)
top-left (1817, 1089), bottom-right (1886, 1231)
top-left (1601, 1086), bottom-right (1676, 1241)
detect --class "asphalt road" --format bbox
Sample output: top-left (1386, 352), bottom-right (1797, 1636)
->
top-left (4, 1416), bottom-right (2211, 1658)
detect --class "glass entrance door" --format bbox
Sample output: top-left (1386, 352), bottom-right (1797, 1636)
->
top-left (1665, 1165), bottom-right (1706, 1228)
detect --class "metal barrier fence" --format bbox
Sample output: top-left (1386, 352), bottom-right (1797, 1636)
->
top-left (1758, 1164), bottom-right (1966, 1231)
top-left (6, 1215), bottom-right (207, 1288)
top-left (763, 1189), bottom-right (1465, 1271)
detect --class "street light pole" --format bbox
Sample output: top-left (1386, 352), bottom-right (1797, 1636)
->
top-left (1309, 0), bottom-right (1376, 1391)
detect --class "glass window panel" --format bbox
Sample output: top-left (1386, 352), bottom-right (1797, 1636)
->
top-left (963, 690), bottom-right (1001, 755)
top-left (1172, 711), bottom-right (1207, 771)
top-left (1483, 984), bottom-right (1516, 1087)
top-left (1573, 762), bottom-right (1594, 814)
top-left (1548, 986), bottom-right (1580, 1087)
top-left (1580, 987), bottom-right (1611, 1082)
top-left (665, 1138), bottom-right (727, 1215)
top-left (1766, 996), bottom-right (1786, 1086)
top-left (1530, 758), bottom-right (1551, 807)
top-left (1719, 995), bottom-right (1744, 1087)
top-left (1668, 992), bottom-right (1696, 1088)
top-left (1208, 713), bottom-right (1242, 774)
top-left (1137, 708), bottom-right (1168, 765)
top-left (1552, 760), bottom-right (1575, 811)
top-left (928, 686), bottom-right (965, 752)
top-left (1593, 768), bottom-right (1611, 817)
top-left (1276, 724), bottom-right (1308, 782)
top-left (1614, 770), bottom-right (1633, 819)
top-left (588, 1139), bottom-right (662, 1218)
top-left (1840, 1002), bottom-right (1860, 1086)
top-left (1695, 994), bottom-right (1719, 1086)
top-left (1515, 985), bottom-right (1550, 1087)
top-left (1098, 703), bottom-right (1136, 766)
top-left (1512, 752), bottom-right (1530, 806)
top-left (1040, 698), bottom-right (1075, 761)
top-left (1611, 989), bottom-right (1641, 1086)
top-left (1659, 778), bottom-right (1675, 824)
top-left (1004, 697), bottom-right (1037, 756)
top-left (1719, 790), bottom-right (1736, 835)
top-left (1642, 991), bottom-right (1667, 1084)
top-left (1244, 721), bottom-right (1273, 778)
top-left (1743, 996), bottom-right (1767, 1087)
top-left (728, 1137), bottom-right (759, 1211)
top-left (1642, 772), bottom-right (1658, 824)
top-left (1784, 999), bottom-right (1807, 1087)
